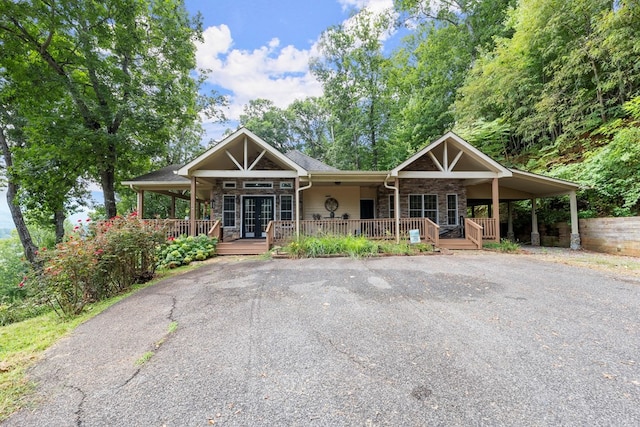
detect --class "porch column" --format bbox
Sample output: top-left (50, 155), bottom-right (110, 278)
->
top-left (569, 191), bottom-right (581, 250)
top-left (531, 198), bottom-right (540, 246)
top-left (190, 177), bottom-right (197, 236)
top-left (137, 190), bottom-right (144, 218)
top-left (395, 177), bottom-right (400, 244)
top-left (507, 201), bottom-right (515, 242)
top-left (170, 195), bottom-right (176, 219)
top-left (492, 177), bottom-right (500, 242)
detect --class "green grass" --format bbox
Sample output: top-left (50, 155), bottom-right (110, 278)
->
top-left (483, 239), bottom-right (520, 253)
top-left (135, 351), bottom-right (154, 366)
top-left (0, 263), bottom-right (204, 422)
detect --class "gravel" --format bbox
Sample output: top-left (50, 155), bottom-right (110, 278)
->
top-left (5, 252), bottom-right (640, 426)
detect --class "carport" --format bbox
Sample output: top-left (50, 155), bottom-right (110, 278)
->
top-left (465, 169), bottom-right (582, 249)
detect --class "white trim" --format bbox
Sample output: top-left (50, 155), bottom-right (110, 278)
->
top-left (279, 194), bottom-right (294, 221)
top-left (222, 195), bottom-right (236, 228)
top-left (398, 171), bottom-right (504, 179)
top-left (192, 170), bottom-right (299, 178)
top-left (243, 181), bottom-right (273, 189)
top-left (177, 128), bottom-right (307, 176)
top-left (280, 181), bottom-right (294, 189)
top-left (408, 194), bottom-right (438, 224)
top-left (446, 193), bottom-right (458, 226)
top-left (223, 181), bottom-right (236, 189)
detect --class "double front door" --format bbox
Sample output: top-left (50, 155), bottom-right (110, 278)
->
top-left (243, 196), bottom-right (274, 238)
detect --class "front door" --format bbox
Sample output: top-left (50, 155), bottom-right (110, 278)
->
top-left (360, 199), bottom-right (375, 219)
top-left (243, 197), bottom-right (274, 238)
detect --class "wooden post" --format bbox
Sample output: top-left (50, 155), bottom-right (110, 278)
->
top-left (190, 177), bottom-right (197, 236)
top-left (137, 190), bottom-right (144, 218)
top-left (507, 201), bottom-right (514, 241)
top-left (170, 195), bottom-right (176, 219)
top-left (492, 177), bottom-right (500, 242)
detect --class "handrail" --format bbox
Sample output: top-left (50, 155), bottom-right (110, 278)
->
top-left (208, 220), bottom-right (222, 241)
top-left (465, 218), bottom-right (483, 249)
top-left (265, 220), bottom-right (274, 250)
top-left (467, 218), bottom-right (498, 241)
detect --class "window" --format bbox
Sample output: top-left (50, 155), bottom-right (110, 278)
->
top-left (389, 195), bottom-right (395, 218)
top-left (409, 194), bottom-right (438, 223)
top-left (280, 195), bottom-right (293, 221)
top-left (223, 195), bottom-right (236, 227)
top-left (447, 194), bottom-right (458, 225)
top-left (243, 181), bottom-right (273, 189)
top-left (223, 181), bottom-right (236, 189)
top-left (280, 181), bottom-right (293, 189)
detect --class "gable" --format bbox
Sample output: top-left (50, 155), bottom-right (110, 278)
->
top-left (391, 132), bottom-right (512, 179)
top-left (177, 128), bottom-right (307, 177)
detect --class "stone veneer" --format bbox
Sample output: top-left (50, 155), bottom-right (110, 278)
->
top-left (376, 178), bottom-right (467, 230)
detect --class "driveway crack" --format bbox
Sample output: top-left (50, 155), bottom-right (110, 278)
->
top-left (66, 384), bottom-right (86, 427)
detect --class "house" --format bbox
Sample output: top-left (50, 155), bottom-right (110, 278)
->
top-left (122, 128), bottom-right (581, 254)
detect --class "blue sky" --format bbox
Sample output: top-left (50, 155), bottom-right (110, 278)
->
top-left (0, 0), bottom-right (394, 230)
top-left (185, 0), bottom-right (395, 141)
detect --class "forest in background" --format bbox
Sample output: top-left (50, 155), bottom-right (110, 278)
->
top-left (1, 0), bottom-right (639, 256)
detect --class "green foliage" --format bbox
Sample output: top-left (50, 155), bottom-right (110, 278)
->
top-left (157, 234), bottom-right (217, 269)
top-left (0, 233), bottom-right (29, 303)
top-left (483, 239), bottom-right (520, 252)
top-left (285, 235), bottom-right (433, 258)
top-left (34, 213), bottom-right (168, 317)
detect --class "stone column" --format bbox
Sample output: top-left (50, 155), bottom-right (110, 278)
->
top-left (569, 191), bottom-right (581, 250)
top-left (531, 198), bottom-right (540, 246)
top-left (507, 201), bottom-right (515, 242)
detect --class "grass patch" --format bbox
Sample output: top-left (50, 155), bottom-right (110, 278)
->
top-left (0, 263), bottom-right (203, 422)
top-left (483, 239), bottom-right (520, 253)
top-left (135, 351), bottom-right (154, 366)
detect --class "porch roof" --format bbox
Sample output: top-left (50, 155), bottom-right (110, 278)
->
top-left (466, 168), bottom-right (580, 202)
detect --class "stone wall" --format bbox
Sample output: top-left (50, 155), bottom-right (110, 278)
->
top-left (376, 179), bottom-right (467, 230)
top-left (579, 217), bottom-right (640, 256)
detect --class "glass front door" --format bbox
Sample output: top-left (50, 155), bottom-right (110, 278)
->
top-left (243, 197), bottom-right (273, 238)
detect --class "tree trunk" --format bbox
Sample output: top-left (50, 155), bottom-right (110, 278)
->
top-left (100, 168), bottom-right (117, 219)
top-left (0, 126), bottom-right (39, 268)
top-left (54, 209), bottom-right (66, 243)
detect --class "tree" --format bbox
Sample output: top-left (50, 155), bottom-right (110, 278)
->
top-left (239, 99), bottom-right (293, 152)
top-left (311, 9), bottom-right (393, 170)
top-left (0, 0), bottom-right (205, 219)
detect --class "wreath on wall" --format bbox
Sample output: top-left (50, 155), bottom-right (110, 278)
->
top-left (324, 197), bottom-right (339, 213)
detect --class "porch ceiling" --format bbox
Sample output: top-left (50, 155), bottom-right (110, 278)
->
top-left (466, 169), bottom-right (580, 201)
top-left (302, 171), bottom-right (389, 185)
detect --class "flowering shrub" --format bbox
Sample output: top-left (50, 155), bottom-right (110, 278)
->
top-left (35, 213), bottom-right (168, 317)
top-left (157, 235), bottom-right (217, 269)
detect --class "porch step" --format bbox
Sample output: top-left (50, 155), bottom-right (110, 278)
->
top-left (216, 240), bottom-right (268, 255)
top-left (438, 238), bottom-right (479, 250)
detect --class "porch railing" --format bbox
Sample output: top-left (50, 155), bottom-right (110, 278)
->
top-left (208, 220), bottom-right (222, 241)
top-left (468, 218), bottom-right (499, 241)
top-left (269, 217), bottom-right (440, 245)
top-left (142, 219), bottom-right (220, 238)
top-left (464, 218), bottom-right (483, 249)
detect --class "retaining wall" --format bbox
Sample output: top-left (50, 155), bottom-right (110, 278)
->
top-left (579, 217), bottom-right (640, 257)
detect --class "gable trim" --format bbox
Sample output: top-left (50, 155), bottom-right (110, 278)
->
top-left (177, 128), bottom-right (307, 177)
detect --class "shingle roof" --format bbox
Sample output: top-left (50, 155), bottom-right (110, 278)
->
top-left (125, 164), bottom-right (189, 183)
top-left (285, 150), bottom-right (338, 171)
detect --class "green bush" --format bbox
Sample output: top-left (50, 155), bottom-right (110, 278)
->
top-left (157, 234), bottom-right (217, 269)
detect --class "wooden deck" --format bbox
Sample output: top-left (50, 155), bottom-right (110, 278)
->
top-left (216, 239), bottom-right (268, 256)
top-left (438, 238), bottom-right (479, 250)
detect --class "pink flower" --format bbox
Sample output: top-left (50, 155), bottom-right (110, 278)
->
top-left (77, 219), bottom-right (82, 223)
top-left (86, 218), bottom-right (91, 222)
top-left (18, 281), bottom-right (24, 288)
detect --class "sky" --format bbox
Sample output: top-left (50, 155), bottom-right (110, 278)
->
top-left (186, 0), bottom-right (395, 141)
top-left (0, 0), bottom-right (395, 230)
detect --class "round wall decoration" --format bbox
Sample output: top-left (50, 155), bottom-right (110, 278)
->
top-left (324, 197), bottom-right (339, 212)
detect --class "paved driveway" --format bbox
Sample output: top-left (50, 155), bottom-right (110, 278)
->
top-left (5, 253), bottom-right (640, 426)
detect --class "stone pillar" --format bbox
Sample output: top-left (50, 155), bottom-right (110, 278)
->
top-left (569, 191), bottom-right (581, 250)
top-left (531, 198), bottom-right (540, 246)
top-left (507, 201), bottom-right (515, 242)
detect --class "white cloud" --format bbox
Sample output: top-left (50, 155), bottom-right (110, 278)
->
top-left (195, 25), bottom-right (323, 125)
top-left (338, 0), bottom-right (394, 13)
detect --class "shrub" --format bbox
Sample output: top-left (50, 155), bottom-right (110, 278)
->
top-left (157, 234), bottom-right (217, 269)
top-left (34, 213), bottom-right (168, 317)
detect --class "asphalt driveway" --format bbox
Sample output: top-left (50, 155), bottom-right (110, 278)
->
top-left (5, 253), bottom-right (640, 426)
